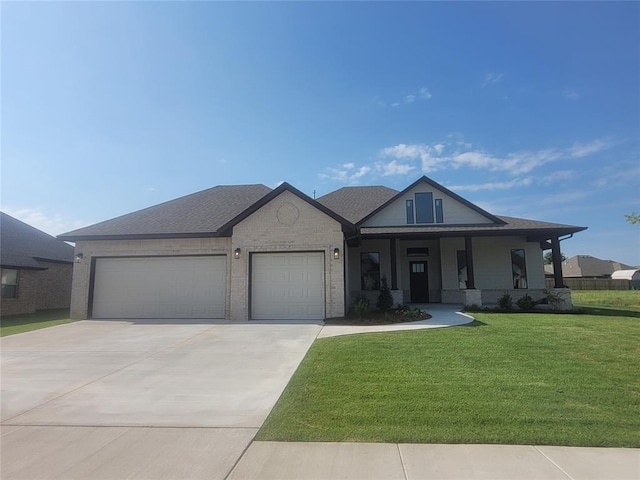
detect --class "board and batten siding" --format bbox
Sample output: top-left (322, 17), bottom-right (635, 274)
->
top-left (440, 236), bottom-right (545, 290)
top-left (362, 184), bottom-right (494, 227)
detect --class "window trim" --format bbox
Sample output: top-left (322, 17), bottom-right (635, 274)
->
top-left (415, 192), bottom-right (434, 223)
top-left (435, 198), bottom-right (444, 223)
top-left (457, 250), bottom-right (468, 289)
top-left (1, 268), bottom-right (19, 299)
top-left (406, 199), bottom-right (415, 224)
top-left (360, 252), bottom-right (381, 291)
top-left (511, 248), bottom-right (528, 289)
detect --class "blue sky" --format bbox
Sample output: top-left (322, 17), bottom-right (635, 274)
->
top-left (2, 2), bottom-right (639, 265)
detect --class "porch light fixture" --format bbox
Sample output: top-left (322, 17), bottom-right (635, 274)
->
top-left (333, 248), bottom-right (340, 260)
top-left (74, 253), bottom-right (83, 263)
top-left (234, 248), bottom-right (241, 259)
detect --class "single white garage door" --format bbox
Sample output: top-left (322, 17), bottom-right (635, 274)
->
top-left (92, 256), bottom-right (226, 319)
top-left (252, 252), bottom-right (325, 320)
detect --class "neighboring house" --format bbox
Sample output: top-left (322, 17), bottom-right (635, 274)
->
top-left (1, 212), bottom-right (75, 316)
top-left (611, 269), bottom-right (640, 289)
top-left (545, 255), bottom-right (634, 279)
top-left (59, 176), bottom-right (586, 321)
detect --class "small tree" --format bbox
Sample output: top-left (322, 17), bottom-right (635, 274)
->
top-left (376, 276), bottom-right (394, 313)
top-left (625, 212), bottom-right (640, 226)
top-left (544, 251), bottom-right (566, 265)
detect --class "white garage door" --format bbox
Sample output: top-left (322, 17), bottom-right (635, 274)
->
top-left (252, 252), bottom-right (325, 320)
top-left (92, 256), bottom-right (226, 319)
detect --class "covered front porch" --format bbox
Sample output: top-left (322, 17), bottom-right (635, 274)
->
top-left (345, 233), bottom-right (571, 310)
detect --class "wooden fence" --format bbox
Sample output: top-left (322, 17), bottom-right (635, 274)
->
top-left (545, 278), bottom-right (633, 291)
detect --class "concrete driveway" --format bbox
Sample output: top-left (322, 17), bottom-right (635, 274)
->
top-left (1, 319), bottom-right (322, 479)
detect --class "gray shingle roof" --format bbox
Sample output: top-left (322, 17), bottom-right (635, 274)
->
top-left (560, 255), bottom-right (634, 278)
top-left (59, 184), bottom-right (272, 240)
top-left (316, 186), bottom-right (399, 224)
top-left (57, 179), bottom-right (586, 241)
top-left (1, 212), bottom-right (75, 269)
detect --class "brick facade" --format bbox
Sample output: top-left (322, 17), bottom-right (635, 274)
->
top-left (230, 190), bottom-right (345, 320)
top-left (36, 261), bottom-right (73, 310)
top-left (70, 237), bottom-right (230, 320)
top-left (69, 190), bottom-right (346, 321)
top-left (1, 268), bottom-right (39, 316)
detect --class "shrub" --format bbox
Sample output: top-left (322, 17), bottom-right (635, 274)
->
top-left (497, 292), bottom-right (513, 310)
top-left (376, 276), bottom-right (394, 313)
top-left (353, 295), bottom-right (370, 317)
top-left (464, 303), bottom-right (481, 312)
top-left (394, 304), bottom-right (424, 319)
top-left (517, 294), bottom-right (536, 310)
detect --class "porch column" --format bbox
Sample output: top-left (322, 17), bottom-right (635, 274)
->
top-left (389, 238), bottom-right (398, 290)
top-left (465, 236), bottom-right (476, 289)
top-left (551, 236), bottom-right (565, 288)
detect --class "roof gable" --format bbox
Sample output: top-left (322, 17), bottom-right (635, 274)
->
top-left (218, 182), bottom-right (355, 235)
top-left (359, 176), bottom-right (505, 227)
top-left (1, 212), bottom-right (75, 268)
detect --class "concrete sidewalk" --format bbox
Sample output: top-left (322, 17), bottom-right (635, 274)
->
top-left (318, 303), bottom-right (474, 338)
top-left (228, 441), bottom-right (639, 480)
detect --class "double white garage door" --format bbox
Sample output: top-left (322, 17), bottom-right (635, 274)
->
top-left (91, 253), bottom-right (325, 320)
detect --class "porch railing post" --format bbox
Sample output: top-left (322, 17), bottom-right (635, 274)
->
top-left (465, 236), bottom-right (476, 289)
top-left (551, 236), bottom-right (565, 288)
top-left (390, 238), bottom-right (398, 290)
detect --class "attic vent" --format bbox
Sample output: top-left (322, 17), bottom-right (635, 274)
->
top-left (407, 248), bottom-right (429, 257)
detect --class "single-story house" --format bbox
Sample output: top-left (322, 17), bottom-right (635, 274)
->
top-left (1, 212), bottom-right (75, 316)
top-left (611, 269), bottom-right (640, 289)
top-left (545, 255), bottom-right (634, 279)
top-left (59, 176), bottom-right (586, 321)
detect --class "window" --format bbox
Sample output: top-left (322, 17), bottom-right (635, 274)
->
top-left (407, 247), bottom-right (429, 257)
top-left (361, 252), bottom-right (380, 291)
top-left (406, 200), bottom-right (414, 224)
top-left (415, 192), bottom-right (434, 223)
top-left (435, 199), bottom-right (444, 223)
top-left (457, 250), bottom-right (468, 289)
top-left (1, 269), bottom-right (19, 299)
top-left (511, 249), bottom-right (528, 289)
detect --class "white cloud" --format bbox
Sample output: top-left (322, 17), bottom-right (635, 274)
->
top-left (563, 90), bottom-right (580, 101)
top-left (482, 72), bottom-right (504, 87)
top-left (419, 87), bottom-right (432, 100)
top-left (4, 207), bottom-right (87, 237)
top-left (320, 165), bottom-right (371, 183)
top-left (376, 160), bottom-right (415, 176)
top-left (380, 86), bottom-right (432, 108)
top-left (538, 191), bottom-right (590, 206)
top-left (568, 139), bottom-right (608, 158)
top-left (352, 166), bottom-right (371, 178)
top-left (448, 178), bottom-right (534, 192)
top-left (380, 138), bottom-right (611, 177)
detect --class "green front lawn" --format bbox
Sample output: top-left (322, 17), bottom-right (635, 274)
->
top-left (1, 309), bottom-right (74, 337)
top-left (572, 290), bottom-right (640, 310)
top-left (258, 311), bottom-right (640, 447)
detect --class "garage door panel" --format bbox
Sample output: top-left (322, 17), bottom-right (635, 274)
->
top-left (92, 256), bottom-right (226, 319)
top-left (251, 252), bottom-right (325, 320)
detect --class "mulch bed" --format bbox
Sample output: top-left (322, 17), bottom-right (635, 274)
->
top-left (325, 311), bottom-right (431, 326)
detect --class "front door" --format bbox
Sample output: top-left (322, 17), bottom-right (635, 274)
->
top-left (409, 261), bottom-right (429, 303)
